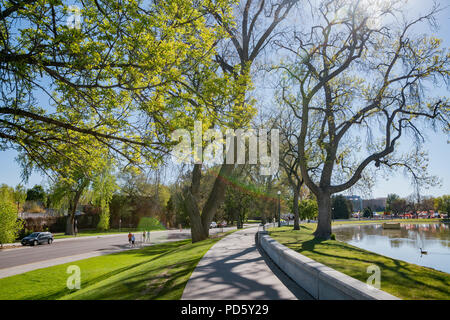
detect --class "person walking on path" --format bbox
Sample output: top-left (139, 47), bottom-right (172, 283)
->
top-left (142, 231), bottom-right (146, 244)
top-left (131, 234), bottom-right (135, 247)
top-left (128, 232), bottom-right (132, 247)
top-left (146, 230), bottom-right (150, 243)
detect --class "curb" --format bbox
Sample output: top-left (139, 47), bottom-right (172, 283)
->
top-left (257, 231), bottom-right (401, 300)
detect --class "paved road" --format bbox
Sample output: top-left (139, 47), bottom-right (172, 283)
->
top-left (0, 226), bottom-right (247, 278)
top-left (182, 227), bottom-right (313, 300)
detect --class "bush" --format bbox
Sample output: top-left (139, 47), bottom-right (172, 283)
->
top-left (0, 199), bottom-right (24, 245)
top-left (330, 233), bottom-right (336, 240)
top-left (331, 195), bottom-right (352, 219)
top-left (363, 207), bottom-right (373, 218)
top-left (18, 227), bottom-right (34, 239)
top-left (137, 217), bottom-right (165, 231)
top-left (23, 217), bottom-right (46, 232)
top-left (299, 199), bottom-right (318, 220)
top-left (97, 212), bottom-right (110, 231)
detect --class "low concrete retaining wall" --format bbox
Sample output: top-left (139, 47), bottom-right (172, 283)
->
top-left (257, 232), bottom-right (400, 300)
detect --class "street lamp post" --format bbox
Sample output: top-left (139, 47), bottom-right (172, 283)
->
top-left (277, 191), bottom-right (281, 227)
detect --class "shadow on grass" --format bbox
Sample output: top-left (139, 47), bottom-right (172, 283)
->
top-left (26, 239), bottom-right (197, 300)
top-left (31, 233), bottom-right (235, 300)
top-left (63, 255), bottom-right (207, 300)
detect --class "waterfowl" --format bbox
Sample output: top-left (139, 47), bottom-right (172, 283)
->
top-left (420, 248), bottom-right (428, 255)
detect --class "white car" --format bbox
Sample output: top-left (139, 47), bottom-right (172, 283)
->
top-left (210, 221), bottom-right (217, 228)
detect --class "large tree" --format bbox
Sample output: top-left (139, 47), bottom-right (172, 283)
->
top-left (224, 175), bottom-right (254, 229)
top-left (434, 195), bottom-right (450, 214)
top-left (25, 185), bottom-right (46, 203)
top-left (386, 193), bottom-right (400, 213)
top-left (178, 0), bottom-right (299, 242)
top-left (277, 112), bottom-right (304, 230)
top-left (275, 106), bottom-right (321, 230)
top-left (1, 0), bottom-right (247, 236)
top-left (1, 0), bottom-right (239, 185)
top-left (276, 0), bottom-right (449, 238)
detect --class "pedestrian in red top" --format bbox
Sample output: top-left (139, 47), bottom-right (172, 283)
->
top-left (128, 232), bottom-right (132, 246)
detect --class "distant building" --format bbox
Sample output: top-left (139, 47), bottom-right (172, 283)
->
top-left (362, 198), bottom-right (387, 212)
top-left (343, 196), bottom-right (387, 212)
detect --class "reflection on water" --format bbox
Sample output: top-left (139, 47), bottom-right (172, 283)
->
top-left (334, 223), bottom-right (450, 274)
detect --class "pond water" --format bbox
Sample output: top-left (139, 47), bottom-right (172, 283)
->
top-left (333, 223), bottom-right (450, 274)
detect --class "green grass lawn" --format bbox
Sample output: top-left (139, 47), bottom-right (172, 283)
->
top-left (268, 225), bottom-right (450, 300)
top-left (0, 231), bottom-right (234, 300)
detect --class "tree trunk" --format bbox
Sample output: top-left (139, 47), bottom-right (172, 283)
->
top-left (200, 164), bottom-right (234, 232)
top-left (314, 191), bottom-right (332, 239)
top-left (183, 187), bottom-right (208, 242)
top-left (65, 185), bottom-right (85, 235)
top-left (293, 182), bottom-right (301, 230)
top-left (183, 163), bottom-right (209, 242)
top-left (65, 203), bottom-right (76, 235)
top-left (185, 163), bottom-right (234, 243)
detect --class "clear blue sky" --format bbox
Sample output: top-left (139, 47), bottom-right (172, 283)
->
top-left (0, 0), bottom-right (448, 199)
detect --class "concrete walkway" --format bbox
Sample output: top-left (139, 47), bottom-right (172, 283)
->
top-left (182, 227), bottom-right (313, 300)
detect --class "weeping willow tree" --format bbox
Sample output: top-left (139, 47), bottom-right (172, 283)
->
top-left (92, 163), bottom-right (117, 231)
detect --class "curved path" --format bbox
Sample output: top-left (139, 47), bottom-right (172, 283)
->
top-left (182, 227), bottom-right (313, 300)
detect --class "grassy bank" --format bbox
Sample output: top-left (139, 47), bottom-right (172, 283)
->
top-left (0, 231), bottom-right (234, 300)
top-left (268, 225), bottom-right (450, 300)
top-left (331, 218), bottom-right (442, 226)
